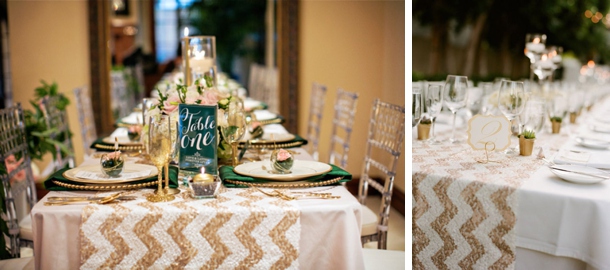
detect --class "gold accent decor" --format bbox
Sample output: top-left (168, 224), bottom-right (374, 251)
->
top-left (259, 118), bottom-right (283, 125)
top-left (224, 176), bottom-right (343, 188)
top-left (519, 136), bottom-right (535, 156)
top-left (569, 113), bottom-right (577, 124)
top-left (417, 124), bottom-right (431, 140)
top-left (94, 144), bottom-right (144, 151)
top-left (238, 141), bottom-right (305, 149)
top-left (551, 121), bottom-right (561, 134)
top-left (52, 180), bottom-right (157, 190)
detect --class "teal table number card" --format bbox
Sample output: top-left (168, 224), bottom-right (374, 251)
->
top-left (178, 104), bottom-right (218, 176)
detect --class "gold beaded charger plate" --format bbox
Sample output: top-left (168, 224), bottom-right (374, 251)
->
top-left (63, 164), bottom-right (158, 185)
top-left (102, 136), bottom-right (142, 146)
top-left (224, 176), bottom-right (343, 188)
top-left (240, 133), bottom-right (295, 144)
top-left (233, 160), bottom-right (332, 181)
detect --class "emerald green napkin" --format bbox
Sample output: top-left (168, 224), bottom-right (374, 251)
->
top-left (219, 164), bottom-right (351, 188)
top-left (44, 165), bottom-right (179, 191)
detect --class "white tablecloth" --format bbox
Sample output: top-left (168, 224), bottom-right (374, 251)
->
top-left (32, 124), bottom-right (364, 269)
top-left (413, 98), bottom-right (610, 269)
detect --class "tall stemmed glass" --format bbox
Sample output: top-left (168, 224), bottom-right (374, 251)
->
top-left (497, 80), bottom-right (526, 154)
top-left (443, 75), bottom-right (469, 143)
top-left (412, 89), bottom-right (422, 127)
top-left (424, 83), bottom-right (443, 144)
top-left (220, 103), bottom-right (247, 166)
top-left (525, 33), bottom-right (547, 80)
top-left (146, 114), bottom-right (175, 202)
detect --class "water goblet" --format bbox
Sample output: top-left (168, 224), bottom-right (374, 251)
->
top-left (424, 83), bottom-right (443, 144)
top-left (220, 102), bottom-right (247, 166)
top-left (443, 75), bottom-right (469, 143)
top-left (498, 80), bottom-right (526, 154)
top-left (412, 88), bottom-right (422, 127)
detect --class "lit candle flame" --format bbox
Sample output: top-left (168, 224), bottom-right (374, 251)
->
top-left (588, 60), bottom-right (595, 68)
top-left (184, 27), bottom-right (189, 37)
top-left (201, 167), bottom-right (206, 174)
top-left (533, 37), bottom-right (540, 43)
top-left (541, 54), bottom-right (547, 61)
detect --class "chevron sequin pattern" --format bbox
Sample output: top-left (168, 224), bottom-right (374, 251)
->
top-left (412, 134), bottom-right (567, 269)
top-left (80, 187), bottom-right (300, 269)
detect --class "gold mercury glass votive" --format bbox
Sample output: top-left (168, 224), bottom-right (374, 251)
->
top-left (190, 169), bottom-right (220, 199)
top-left (417, 124), bottom-right (430, 140)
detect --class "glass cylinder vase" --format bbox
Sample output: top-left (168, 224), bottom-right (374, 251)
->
top-left (182, 35), bottom-right (217, 87)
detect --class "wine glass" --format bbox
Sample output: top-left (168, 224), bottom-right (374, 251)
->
top-left (146, 114), bottom-right (175, 202)
top-left (424, 83), bottom-right (443, 144)
top-left (497, 80), bottom-right (526, 154)
top-left (443, 75), bottom-right (469, 143)
top-left (220, 102), bottom-right (247, 166)
top-left (520, 97), bottom-right (546, 134)
top-left (412, 88), bottom-right (422, 127)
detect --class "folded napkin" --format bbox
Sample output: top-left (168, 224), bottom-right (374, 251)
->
top-left (238, 134), bottom-right (308, 149)
top-left (553, 149), bottom-right (610, 169)
top-left (219, 164), bottom-right (352, 188)
top-left (117, 112), bottom-right (143, 125)
top-left (244, 99), bottom-right (268, 111)
top-left (44, 165), bottom-right (179, 191)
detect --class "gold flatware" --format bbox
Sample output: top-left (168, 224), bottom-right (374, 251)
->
top-left (44, 192), bottom-right (129, 206)
top-left (47, 196), bottom-right (137, 202)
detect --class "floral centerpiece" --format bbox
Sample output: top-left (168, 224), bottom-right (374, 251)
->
top-left (147, 76), bottom-right (235, 161)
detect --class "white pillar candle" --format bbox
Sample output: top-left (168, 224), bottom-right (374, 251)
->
top-left (526, 42), bottom-right (545, 53)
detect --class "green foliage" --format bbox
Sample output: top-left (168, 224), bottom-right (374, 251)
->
top-left (24, 81), bottom-right (73, 161)
top-left (188, 0), bottom-right (266, 74)
top-left (550, 116), bottom-right (563, 123)
top-left (521, 129), bottom-right (536, 139)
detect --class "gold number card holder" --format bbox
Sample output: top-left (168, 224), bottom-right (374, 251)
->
top-left (467, 115), bottom-right (512, 164)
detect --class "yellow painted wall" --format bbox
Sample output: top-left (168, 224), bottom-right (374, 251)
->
top-left (8, 1), bottom-right (90, 172)
top-left (299, 0), bottom-right (406, 192)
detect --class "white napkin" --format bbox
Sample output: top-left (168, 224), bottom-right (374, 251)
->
top-left (553, 149), bottom-right (610, 169)
top-left (590, 123), bottom-right (610, 134)
top-left (244, 99), bottom-right (263, 111)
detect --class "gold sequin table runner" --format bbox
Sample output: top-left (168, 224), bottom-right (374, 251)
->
top-left (412, 134), bottom-right (568, 269)
top-left (79, 187), bottom-right (300, 269)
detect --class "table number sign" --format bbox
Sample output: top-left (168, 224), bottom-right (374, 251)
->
top-left (467, 114), bottom-right (512, 155)
top-left (178, 104), bottom-right (218, 176)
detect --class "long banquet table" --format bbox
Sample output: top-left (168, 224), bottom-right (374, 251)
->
top-left (31, 123), bottom-right (365, 269)
top-left (413, 96), bottom-right (610, 269)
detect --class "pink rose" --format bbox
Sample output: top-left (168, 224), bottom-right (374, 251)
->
top-left (198, 90), bottom-right (220, 105)
top-left (5, 154), bottom-right (25, 185)
top-left (106, 151), bottom-right (121, 160)
top-left (163, 94), bottom-right (181, 114)
top-left (128, 125), bottom-right (142, 133)
top-left (276, 149), bottom-right (292, 162)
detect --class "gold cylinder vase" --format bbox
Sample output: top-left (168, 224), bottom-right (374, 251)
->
top-left (569, 112), bottom-right (577, 124)
top-left (417, 124), bottom-right (430, 140)
top-left (551, 121), bottom-right (561, 134)
top-left (519, 136), bottom-right (535, 156)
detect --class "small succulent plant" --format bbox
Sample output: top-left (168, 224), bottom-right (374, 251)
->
top-left (550, 116), bottom-right (562, 123)
top-left (420, 116), bottom-right (432, 125)
top-left (520, 129), bottom-right (536, 139)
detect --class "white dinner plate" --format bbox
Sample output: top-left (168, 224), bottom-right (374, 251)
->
top-left (575, 136), bottom-right (610, 150)
top-left (549, 164), bottom-right (609, 184)
top-left (233, 160), bottom-right (332, 181)
top-left (241, 132), bottom-right (295, 143)
top-left (63, 164), bottom-right (158, 184)
top-left (102, 136), bottom-right (142, 146)
top-left (121, 113), bottom-right (143, 125)
top-left (244, 99), bottom-right (263, 111)
top-left (253, 110), bottom-right (278, 121)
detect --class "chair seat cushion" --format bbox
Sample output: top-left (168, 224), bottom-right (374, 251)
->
top-left (0, 256), bottom-right (34, 270)
top-left (361, 205), bottom-right (378, 236)
top-left (19, 215), bottom-right (32, 241)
